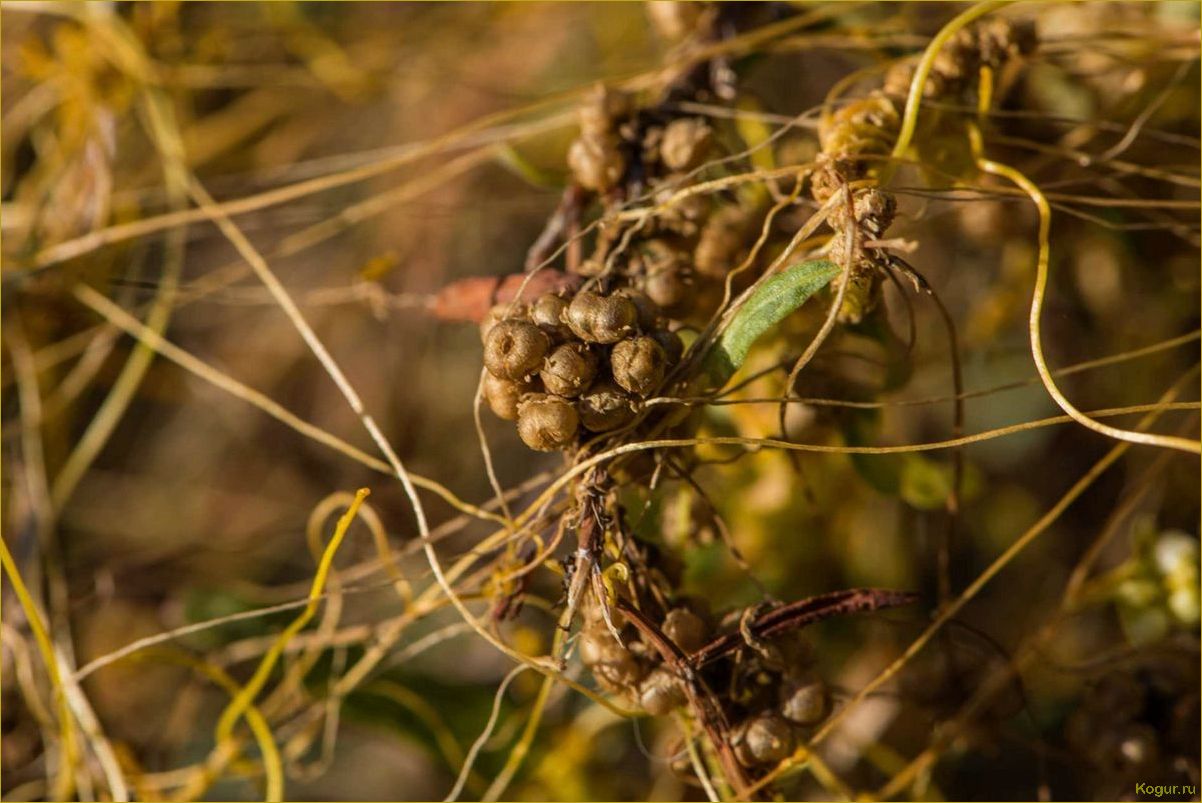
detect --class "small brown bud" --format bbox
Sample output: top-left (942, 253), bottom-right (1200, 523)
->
top-left (662, 608), bottom-right (708, 654)
top-left (529, 293), bottom-right (572, 340)
top-left (578, 379), bottom-right (638, 432)
top-left (611, 336), bottom-right (667, 397)
top-left (482, 372), bottom-right (533, 421)
top-left (566, 291), bottom-right (637, 344)
top-left (734, 713), bottom-right (795, 767)
top-left (568, 135), bottom-right (625, 192)
top-left (612, 287), bottom-right (661, 330)
top-left (579, 84), bottom-right (632, 138)
top-left (540, 342), bottom-right (598, 398)
top-left (640, 241), bottom-right (695, 313)
top-left (650, 328), bottom-right (685, 364)
top-left (639, 667), bottom-right (687, 715)
top-left (484, 319), bottom-right (551, 380)
top-left (780, 677), bottom-right (829, 726)
top-left (579, 625), bottom-right (643, 689)
top-left (479, 303), bottom-right (524, 344)
top-left (516, 394), bottom-right (579, 451)
top-left (660, 117), bottom-right (713, 172)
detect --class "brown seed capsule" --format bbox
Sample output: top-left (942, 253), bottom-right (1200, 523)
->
top-left (780, 677), bottom-right (829, 725)
top-left (565, 291), bottom-right (637, 344)
top-left (529, 293), bottom-right (572, 340)
top-left (662, 608), bottom-right (708, 654)
top-left (611, 336), bottom-right (666, 397)
top-left (639, 667), bottom-right (687, 715)
top-left (482, 372), bottom-right (532, 421)
top-left (612, 287), bottom-right (660, 331)
top-left (695, 205), bottom-right (753, 278)
top-left (579, 84), bottom-right (632, 138)
top-left (516, 394), bottom-right (579, 451)
top-left (660, 117), bottom-right (713, 172)
top-left (644, 257), bottom-right (692, 312)
top-left (578, 379), bottom-right (637, 432)
top-left (734, 713), bottom-right (795, 767)
top-left (480, 303), bottom-right (523, 344)
top-left (568, 135), bottom-right (625, 192)
top-left (540, 342), bottom-right (598, 398)
top-left (650, 328), bottom-right (685, 364)
top-left (579, 626), bottom-right (643, 689)
top-left (484, 319), bottom-right (551, 381)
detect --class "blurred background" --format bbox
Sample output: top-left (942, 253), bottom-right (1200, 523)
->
top-left (1, 3), bottom-right (1199, 801)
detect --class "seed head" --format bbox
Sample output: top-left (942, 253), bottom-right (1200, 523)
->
top-left (578, 379), bottom-right (637, 432)
top-left (540, 342), bottom-right (598, 398)
top-left (484, 319), bottom-right (551, 381)
top-left (516, 394), bottom-right (579, 451)
top-left (566, 291), bottom-right (637, 344)
top-left (611, 336), bottom-right (667, 397)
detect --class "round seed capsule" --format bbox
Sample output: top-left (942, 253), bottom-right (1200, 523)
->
top-left (568, 135), bottom-right (625, 192)
top-left (639, 667), bottom-right (687, 715)
top-left (662, 608), bottom-right (708, 654)
top-left (611, 336), bottom-right (666, 397)
top-left (482, 372), bottom-right (532, 421)
top-left (660, 117), bottom-right (713, 172)
top-left (613, 287), bottom-right (661, 331)
top-left (734, 713), bottom-right (795, 767)
top-left (529, 293), bottom-right (572, 340)
top-left (484, 319), bottom-right (551, 381)
top-left (540, 342), bottom-right (598, 398)
top-left (640, 243), bottom-right (695, 313)
top-left (480, 303), bottom-right (523, 345)
top-left (780, 677), bottom-right (829, 725)
top-left (516, 394), bottom-right (579, 451)
top-left (579, 626), bottom-right (643, 688)
top-left (578, 379), bottom-right (637, 432)
top-left (566, 291), bottom-right (637, 344)
top-left (579, 84), bottom-right (631, 137)
top-left (650, 328), bottom-right (685, 364)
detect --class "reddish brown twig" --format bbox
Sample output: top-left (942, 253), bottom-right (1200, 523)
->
top-left (615, 597), bottom-right (756, 801)
top-left (690, 588), bottom-right (919, 668)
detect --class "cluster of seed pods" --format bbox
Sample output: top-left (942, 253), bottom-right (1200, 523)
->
top-left (575, 593), bottom-right (833, 770)
top-left (480, 288), bottom-right (684, 451)
top-left (480, 81), bottom-right (768, 452)
top-left (568, 85), bottom-right (760, 323)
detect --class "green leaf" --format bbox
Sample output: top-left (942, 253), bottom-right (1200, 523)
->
top-left (703, 259), bottom-right (841, 385)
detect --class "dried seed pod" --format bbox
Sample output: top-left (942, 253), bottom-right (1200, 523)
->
top-left (639, 667), bottom-right (687, 715)
top-left (780, 677), bottom-right (829, 725)
top-left (482, 372), bottom-right (533, 421)
top-left (643, 265), bottom-right (694, 313)
top-left (613, 287), bottom-right (661, 330)
top-left (540, 342), bottom-right (598, 398)
top-left (734, 713), bottom-right (796, 767)
top-left (579, 84), bottom-right (631, 137)
top-left (516, 394), bottom-right (579, 451)
top-left (578, 379), bottom-right (638, 432)
top-left (484, 319), bottom-right (551, 380)
top-left (640, 240), bottom-right (696, 313)
top-left (568, 135), bottom-right (625, 192)
top-left (662, 607), bottom-right (708, 654)
top-left (695, 205), bottom-right (753, 278)
top-left (579, 626), bottom-right (643, 689)
top-left (650, 327), bottom-right (685, 364)
top-left (529, 293), bottom-right (572, 340)
top-left (565, 291), bottom-right (637, 344)
top-left (611, 336), bottom-right (667, 397)
top-left (660, 117), bottom-right (713, 172)
top-left (479, 303), bottom-right (523, 344)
